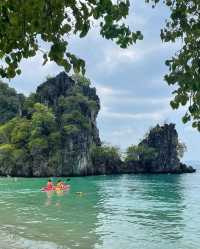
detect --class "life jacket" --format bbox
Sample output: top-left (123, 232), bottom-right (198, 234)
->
top-left (47, 182), bottom-right (53, 189)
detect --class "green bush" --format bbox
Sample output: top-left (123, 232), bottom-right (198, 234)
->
top-left (125, 144), bottom-right (158, 162)
top-left (91, 143), bottom-right (121, 165)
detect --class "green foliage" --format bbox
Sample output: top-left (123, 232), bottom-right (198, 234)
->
top-left (0, 81), bottom-right (24, 124)
top-left (48, 132), bottom-right (61, 148)
top-left (0, 103), bottom-right (59, 172)
top-left (0, 118), bottom-right (18, 144)
top-left (0, 0), bottom-right (141, 78)
top-left (22, 93), bottom-right (37, 117)
top-left (28, 138), bottom-right (48, 155)
top-left (125, 145), bottom-right (140, 161)
top-left (57, 85), bottom-right (98, 133)
top-left (31, 103), bottom-right (56, 137)
top-left (145, 0), bottom-right (200, 130)
top-left (63, 125), bottom-right (80, 135)
top-left (10, 118), bottom-right (31, 146)
top-left (0, 118), bottom-right (31, 172)
top-left (177, 141), bottom-right (187, 159)
top-left (0, 73), bottom-right (99, 175)
top-left (0, 143), bottom-right (16, 174)
top-left (58, 92), bottom-right (95, 114)
top-left (91, 143), bottom-right (121, 165)
top-left (0, 143), bottom-right (14, 154)
top-left (71, 73), bottom-right (91, 86)
top-left (125, 144), bottom-right (158, 162)
top-left (12, 148), bottom-right (27, 162)
top-left (1, 0), bottom-right (200, 131)
top-left (61, 111), bottom-right (91, 130)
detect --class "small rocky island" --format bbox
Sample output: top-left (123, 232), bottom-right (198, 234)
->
top-left (0, 72), bottom-right (195, 176)
top-left (120, 124), bottom-right (195, 174)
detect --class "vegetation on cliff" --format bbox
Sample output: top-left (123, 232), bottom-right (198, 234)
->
top-left (90, 123), bottom-right (194, 174)
top-left (0, 72), bottom-right (100, 176)
top-left (0, 73), bottom-right (195, 176)
top-left (91, 143), bottom-right (122, 174)
top-left (125, 127), bottom-right (187, 164)
top-left (0, 81), bottom-right (25, 124)
top-left (0, 103), bottom-right (59, 175)
top-left (124, 124), bottom-right (195, 173)
top-left (125, 145), bottom-right (158, 163)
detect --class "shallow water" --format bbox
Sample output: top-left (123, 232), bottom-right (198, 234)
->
top-left (0, 173), bottom-right (200, 249)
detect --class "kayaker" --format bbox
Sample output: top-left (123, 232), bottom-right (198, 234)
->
top-left (55, 180), bottom-right (62, 189)
top-left (60, 180), bottom-right (65, 188)
top-left (47, 179), bottom-right (54, 190)
top-left (55, 180), bottom-right (65, 190)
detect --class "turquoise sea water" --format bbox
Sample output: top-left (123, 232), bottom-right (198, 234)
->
top-left (0, 172), bottom-right (200, 249)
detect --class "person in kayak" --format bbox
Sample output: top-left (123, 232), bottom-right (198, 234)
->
top-left (60, 180), bottom-right (65, 188)
top-left (47, 179), bottom-right (54, 190)
top-left (55, 180), bottom-right (65, 190)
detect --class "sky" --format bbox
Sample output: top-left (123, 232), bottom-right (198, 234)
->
top-left (8, 1), bottom-right (200, 161)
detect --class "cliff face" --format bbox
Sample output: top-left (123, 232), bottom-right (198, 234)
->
top-left (0, 75), bottom-right (195, 176)
top-left (140, 124), bottom-right (180, 172)
top-left (124, 123), bottom-right (195, 174)
top-left (34, 72), bottom-right (101, 176)
top-left (0, 81), bottom-right (24, 124)
top-left (0, 72), bottom-right (101, 177)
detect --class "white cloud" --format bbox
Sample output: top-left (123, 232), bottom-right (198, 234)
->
top-left (95, 83), bottom-right (171, 107)
top-left (99, 108), bottom-right (170, 121)
top-left (97, 46), bottom-right (146, 72)
top-left (95, 36), bottom-right (181, 74)
top-left (94, 83), bottom-right (172, 122)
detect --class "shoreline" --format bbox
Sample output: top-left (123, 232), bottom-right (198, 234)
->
top-left (0, 170), bottom-right (197, 178)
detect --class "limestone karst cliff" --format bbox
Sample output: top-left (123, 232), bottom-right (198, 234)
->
top-left (0, 72), bottom-right (101, 176)
top-left (123, 123), bottom-right (195, 174)
top-left (0, 74), bottom-right (195, 176)
top-left (35, 72), bottom-right (101, 176)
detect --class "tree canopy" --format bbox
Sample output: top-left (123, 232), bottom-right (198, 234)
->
top-left (0, 1), bottom-right (200, 127)
top-left (150, 0), bottom-right (200, 130)
top-left (125, 144), bottom-right (158, 162)
top-left (91, 143), bottom-right (122, 173)
top-left (0, 80), bottom-right (24, 124)
top-left (0, 0), bottom-right (142, 79)
top-left (91, 143), bottom-right (121, 164)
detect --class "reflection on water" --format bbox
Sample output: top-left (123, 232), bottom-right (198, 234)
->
top-left (0, 173), bottom-right (200, 249)
top-left (45, 190), bottom-right (69, 207)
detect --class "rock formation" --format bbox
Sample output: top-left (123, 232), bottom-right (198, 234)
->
top-left (35, 72), bottom-right (101, 176)
top-left (0, 74), bottom-right (196, 176)
top-left (123, 123), bottom-right (195, 174)
top-left (0, 72), bottom-right (101, 176)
